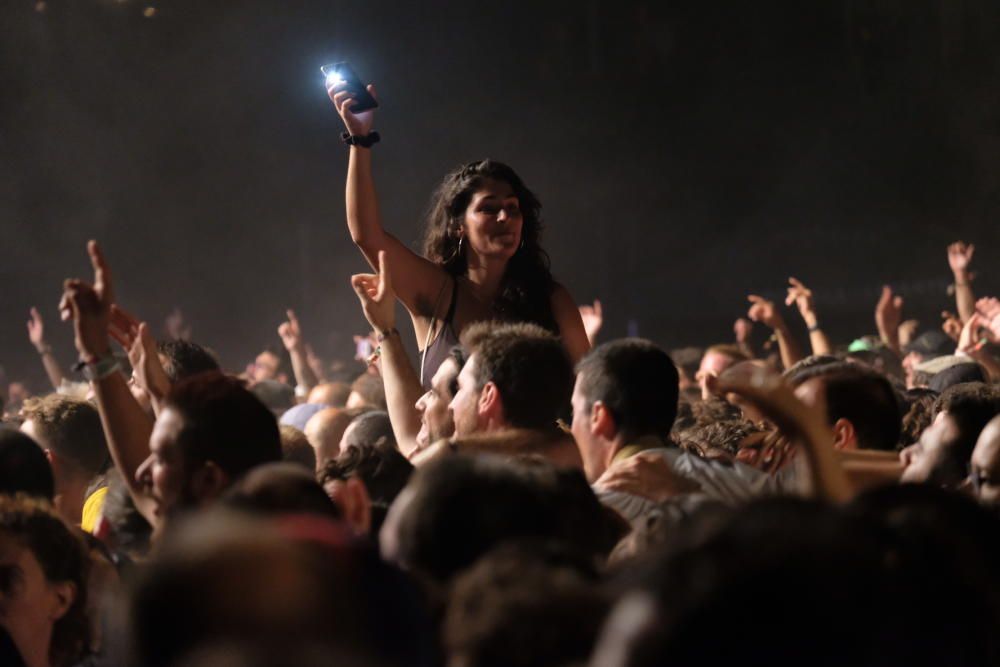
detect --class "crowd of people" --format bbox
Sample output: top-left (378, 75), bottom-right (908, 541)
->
top-left (2, 79), bottom-right (1000, 667)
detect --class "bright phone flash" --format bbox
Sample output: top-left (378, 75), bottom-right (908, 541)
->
top-left (325, 70), bottom-right (344, 87)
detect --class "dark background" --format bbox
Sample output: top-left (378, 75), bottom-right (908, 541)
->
top-left (4, 0), bottom-right (1000, 388)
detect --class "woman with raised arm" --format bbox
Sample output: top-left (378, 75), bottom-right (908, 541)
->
top-left (327, 80), bottom-right (590, 387)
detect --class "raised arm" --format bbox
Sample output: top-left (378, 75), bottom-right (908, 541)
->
top-left (26, 307), bottom-right (66, 391)
top-left (327, 81), bottom-right (447, 325)
top-left (875, 285), bottom-right (903, 355)
top-left (60, 241), bottom-right (156, 523)
top-left (747, 294), bottom-right (803, 370)
top-left (351, 251), bottom-right (425, 457)
top-left (785, 277), bottom-right (832, 357)
top-left (278, 309), bottom-right (320, 396)
top-left (947, 241), bottom-right (976, 323)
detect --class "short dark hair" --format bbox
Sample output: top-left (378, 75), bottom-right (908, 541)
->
top-left (462, 322), bottom-right (574, 431)
top-left (163, 372), bottom-right (282, 480)
top-left (20, 394), bottom-right (108, 479)
top-left (350, 373), bottom-right (387, 410)
top-left (575, 339), bottom-right (680, 442)
top-left (222, 462), bottom-right (340, 519)
top-left (157, 340), bottom-right (221, 383)
top-left (932, 382), bottom-right (1000, 474)
top-left (319, 440), bottom-right (413, 534)
top-left (792, 362), bottom-right (901, 451)
top-left (341, 411), bottom-right (396, 451)
top-left (0, 428), bottom-right (54, 499)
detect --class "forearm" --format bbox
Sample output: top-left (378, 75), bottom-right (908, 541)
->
top-left (773, 324), bottom-right (804, 370)
top-left (378, 331), bottom-right (424, 457)
top-left (35, 347), bottom-right (65, 390)
top-left (288, 346), bottom-right (319, 394)
top-left (800, 312), bottom-right (832, 356)
top-left (877, 320), bottom-right (900, 355)
top-left (90, 370), bottom-right (156, 520)
top-left (953, 270), bottom-right (976, 322)
top-left (345, 147), bottom-right (384, 260)
top-left (796, 419), bottom-right (853, 503)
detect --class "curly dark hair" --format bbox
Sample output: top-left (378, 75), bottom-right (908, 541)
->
top-left (0, 494), bottom-right (90, 667)
top-left (421, 160), bottom-right (557, 332)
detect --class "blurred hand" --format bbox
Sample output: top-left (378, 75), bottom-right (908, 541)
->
top-left (947, 241), bottom-right (975, 275)
top-left (784, 277), bottom-right (817, 324)
top-left (977, 297), bottom-right (1000, 342)
top-left (351, 251), bottom-right (396, 333)
top-left (594, 451), bottom-right (701, 501)
top-left (26, 307), bottom-right (46, 351)
top-left (165, 307), bottom-right (191, 341)
top-left (747, 295), bottom-right (784, 329)
top-left (733, 317), bottom-right (753, 344)
top-left (129, 321), bottom-right (171, 400)
top-left (940, 311), bottom-right (962, 342)
top-left (957, 313), bottom-right (988, 357)
top-left (328, 81), bottom-right (377, 137)
top-left (278, 309), bottom-right (305, 352)
top-left (899, 319), bottom-right (920, 347)
top-left (578, 299), bottom-right (603, 343)
top-left (59, 241), bottom-right (114, 362)
top-left (875, 286), bottom-right (904, 337)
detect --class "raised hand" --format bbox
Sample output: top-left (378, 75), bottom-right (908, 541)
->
top-left (164, 307), bottom-right (192, 341)
top-left (947, 241), bottom-right (975, 275)
top-left (59, 241), bottom-right (114, 362)
top-left (734, 317), bottom-right (753, 344)
top-left (975, 297), bottom-right (1000, 342)
top-left (875, 285), bottom-right (903, 351)
top-left (26, 307), bottom-right (47, 351)
top-left (747, 295), bottom-right (783, 329)
top-left (129, 321), bottom-right (171, 402)
top-left (899, 319), bottom-right (920, 348)
top-left (328, 81), bottom-right (377, 137)
top-left (351, 250), bottom-right (396, 333)
top-left (957, 313), bottom-right (988, 356)
top-left (784, 277), bottom-right (817, 325)
top-left (578, 299), bottom-right (603, 344)
top-left (278, 309), bottom-right (305, 352)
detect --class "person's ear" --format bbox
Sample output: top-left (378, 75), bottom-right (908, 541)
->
top-left (590, 401), bottom-right (617, 440)
top-left (48, 581), bottom-right (76, 621)
top-left (342, 477), bottom-right (371, 535)
top-left (831, 418), bottom-right (857, 451)
top-left (191, 461), bottom-right (229, 504)
top-left (479, 382), bottom-right (503, 422)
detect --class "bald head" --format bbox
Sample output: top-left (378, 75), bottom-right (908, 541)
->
top-left (308, 382), bottom-right (351, 408)
top-left (971, 415), bottom-right (1000, 507)
top-left (304, 407), bottom-right (368, 469)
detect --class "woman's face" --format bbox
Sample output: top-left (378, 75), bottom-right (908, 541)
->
top-left (0, 532), bottom-right (74, 661)
top-left (461, 178), bottom-right (523, 262)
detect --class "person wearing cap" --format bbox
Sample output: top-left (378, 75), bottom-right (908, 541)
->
top-left (902, 330), bottom-right (956, 389)
top-left (911, 355), bottom-right (988, 393)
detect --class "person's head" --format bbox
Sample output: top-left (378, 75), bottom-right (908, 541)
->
top-left (902, 330), bottom-right (954, 387)
top-left (135, 372), bottom-right (282, 523)
top-left (790, 362), bottom-right (901, 452)
top-left (307, 382), bottom-right (351, 408)
top-left (251, 348), bottom-right (282, 383)
top-left (901, 383), bottom-right (1000, 487)
top-left (20, 395), bottom-right (107, 498)
top-left (0, 428), bottom-right (54, 500)
top-left (278, 425), bottom-right (316, 471)
top-left (319, 441), bottom-right (414, 536)
top-left (340, 411), bottom-right (396, 453)
top-left (250, 380), bottom-right (296, 418)
top-left (423, 161), bottom-right (556, 329)
top-left (450, 322), bottom-right (573, 437)
top-left (347, 373), bottom-right (386, 410)
top-left (414, 349), bottom-right (463, 449)
top-left (0, 494), bottom-right (89, 667)
top-left (303, 406), bottom-right (369, 469)
top-left (222, 462), bottom-right (340, 520)
top-left (156, 340), bottom-right (221, 382)
top-left (443, 542), bottom-right (609, 667)
top-left (696, 345), bottom-right (748, 400)
top-left (572, 339), bottom-right (679, 482)
top-left (969, 415), bottom-right (1000, 507)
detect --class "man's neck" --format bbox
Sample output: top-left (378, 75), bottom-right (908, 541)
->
top-left (54, 478), bottom-right (87, 525)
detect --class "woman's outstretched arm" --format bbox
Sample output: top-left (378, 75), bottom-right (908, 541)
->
top-left (329, 82), bottom-right (446, 325)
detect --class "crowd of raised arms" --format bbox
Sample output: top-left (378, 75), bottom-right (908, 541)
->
top-left (2, 79), bottom-right (1000, 667)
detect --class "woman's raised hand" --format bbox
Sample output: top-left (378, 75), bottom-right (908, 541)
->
top-left (327, 81), bottom-right (377, 137)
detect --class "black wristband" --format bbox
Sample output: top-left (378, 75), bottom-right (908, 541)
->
top-left (376, 327), bottom-right (398, 342)
top-left (341, 131), bottom-right (380, 148)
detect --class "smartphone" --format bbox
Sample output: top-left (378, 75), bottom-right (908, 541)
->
top-left (321, 62), bottom-right (378, 113)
